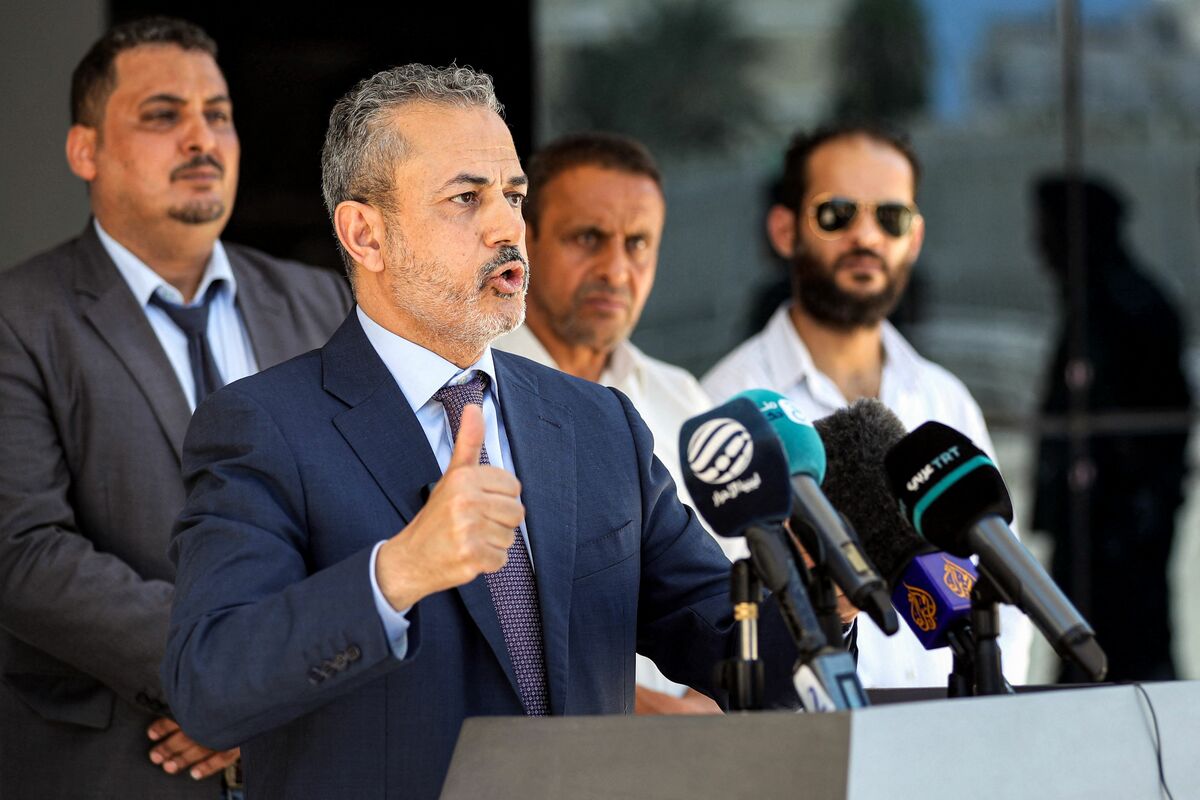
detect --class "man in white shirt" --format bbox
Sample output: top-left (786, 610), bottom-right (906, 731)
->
top-left (703, 124), bottom-right (1032, 688)
top-left (494, 132), bottom-right (727, 713)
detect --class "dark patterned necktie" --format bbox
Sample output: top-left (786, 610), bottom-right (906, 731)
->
top-left (433, 372), bottom-right (549, 716)
top-left (149, 281), bottom-right (224, 405)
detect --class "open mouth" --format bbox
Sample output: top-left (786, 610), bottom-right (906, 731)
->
top-left (485, 263), bottom-right (525, 295)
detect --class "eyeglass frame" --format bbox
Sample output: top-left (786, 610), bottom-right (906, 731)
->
top-left (803, 192), bottom-right (922, 241)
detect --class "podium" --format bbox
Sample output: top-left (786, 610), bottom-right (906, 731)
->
top-left (442, 682), bottom-right (1199, 799)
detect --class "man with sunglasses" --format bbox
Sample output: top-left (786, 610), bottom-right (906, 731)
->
top-left (703, 123), bottom-right (1032, 689)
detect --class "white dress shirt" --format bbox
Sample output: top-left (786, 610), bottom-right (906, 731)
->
top-left (494, 324), bottom-right (740, 697)
top-left (703, 303), bottom-right (1033, 688)
top-left (96, 219), bottom-right (257, 411)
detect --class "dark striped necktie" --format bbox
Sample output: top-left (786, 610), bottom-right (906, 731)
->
top-left (149, 281), bottom-right (224, 405)
top-left (433, 372), bottom-right (549, 715)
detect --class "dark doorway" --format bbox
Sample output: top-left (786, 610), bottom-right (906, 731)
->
top-left (109, 3), bottom-right (534, 271)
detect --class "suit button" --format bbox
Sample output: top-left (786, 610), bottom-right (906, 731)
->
top-left (308, 667), bottom-right (327, 685)
top-left (346, 645), bottom-right (361, 662)
top-left (330, 654), bottom-right (348, 670)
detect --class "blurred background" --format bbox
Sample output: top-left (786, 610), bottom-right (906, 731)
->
top-left (4, 0), bottom-right (1198, 683)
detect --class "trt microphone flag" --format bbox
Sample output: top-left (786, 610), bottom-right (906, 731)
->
top-left (882, 421), bottom-right (1012, 554)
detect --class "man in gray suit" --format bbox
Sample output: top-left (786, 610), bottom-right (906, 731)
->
top-left (0, 18), bottom-right (349, 797)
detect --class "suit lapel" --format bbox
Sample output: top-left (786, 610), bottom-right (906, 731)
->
top-left (324, 316), bottom-right (521, 699)
top-left (229, 251), bottom-right (292, 369)
top-left (74, 225), bottom-right (191, 461)
top-left (324, 314), bottom-right (441, 527)
top-left (495, 353), bottom-right (577, 716)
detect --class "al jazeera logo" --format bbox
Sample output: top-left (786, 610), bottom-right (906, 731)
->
top-left (903, 558), bottom-right (976, 633)
top-left (942, 557), bottom-right (975, 598)
top-left (902, 583), bottom-right (938, 632)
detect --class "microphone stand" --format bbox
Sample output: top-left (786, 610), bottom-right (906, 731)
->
top-left (945, 627), bottom-right (975, 698)
top-left (718, 559), bottom-right (763, 710)
top-left (785, 519), bottom-right (848, 647)
top-left (743, 526), bottom-right (867, 711)
top-left (970, 574), bottom-right (1006, 695)
top-left (944, 599), bottom-right (1015, 698)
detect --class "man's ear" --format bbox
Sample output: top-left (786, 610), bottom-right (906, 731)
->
top-left (766, 203), bottom-right (799, 259)
top-left (334, 201), bottom-right (386, 275)
top-left (65, 125), bottom-right (98, 182)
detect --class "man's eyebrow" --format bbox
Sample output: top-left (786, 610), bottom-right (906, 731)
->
top-left (137, 94), bottom-right (231, 107)
top-left (438, 173), bottom-right (529, 192)
top-left (439, 173), bottom-right (491, 193)
top-left (139, 94), bottom-right (186, 107)
top-left (568, 224), bottom-right (608, 237)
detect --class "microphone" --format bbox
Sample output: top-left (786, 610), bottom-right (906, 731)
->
top-left (884, 421), bottom-right (1108, 681)
top-left (679, 397), bottom-right (792, 538)
top-left (679, 398), bottom-right (823, 655)
top-left (813, 400), bottom-right (976, 654)
top-left (679, 399), bottom-right (867, 711)
top-left (737, 389), bottom-right (898, 635)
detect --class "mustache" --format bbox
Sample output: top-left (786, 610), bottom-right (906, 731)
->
top-left (478, 246), bottom-right (527, 279)
top-left (574, 281), bottom-right (632, 304)
top-left (170, 154), bottom-right (224, 181)
top-left (834, 248), bottom-right (885, 269)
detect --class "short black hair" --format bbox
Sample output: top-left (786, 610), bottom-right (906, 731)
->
top-left (71, 16), bottom-right (218, 127)
top-left (524, 131), bottom-right (662, 233)
top-left (776, 122), bottom-right (921, 211)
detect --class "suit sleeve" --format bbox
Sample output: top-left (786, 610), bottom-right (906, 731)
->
top-left (609, 388), bottom-right (800, 707)
top-left (0, 308), bottom-right (174, 714)
top-left (162, 386), bottom-right (402, 749)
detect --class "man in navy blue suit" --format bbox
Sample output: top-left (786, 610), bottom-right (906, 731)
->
top-left (163, 64), bottom-right (798, 798)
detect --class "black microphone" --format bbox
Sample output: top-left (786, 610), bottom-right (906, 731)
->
top-left (814, 401), bottom-right (977, 654)
top-left (679, 398), bottom-right (824, 656)
top-left (679, 398), bottom-right (793, 538)
top-left (738, 389), bottom-right (897, 634)
top-left (680, 398), bottom-right (867, 711)
top-left (884, 421), bottom-right (1108, 681)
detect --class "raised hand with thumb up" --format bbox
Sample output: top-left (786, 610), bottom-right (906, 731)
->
top-left (375, 403), bottom-right (524, 611)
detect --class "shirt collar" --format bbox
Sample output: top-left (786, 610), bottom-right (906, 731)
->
top-left (94, 218), bottom-right (236, 307)
top-left (763, 300), bottom-right (918, 404)
top-left (762, 301), bottom-right (819, 394)
top-left (355, 306), bottom-right (500, 415)
top-left (878, 319), bottom-right (924, 393)
top-left (494, 323), bottom-right (645, 388)
top-left (494, 324), bottom-right (553, 364)
top-left (601, 338), bottom-right (644, 387)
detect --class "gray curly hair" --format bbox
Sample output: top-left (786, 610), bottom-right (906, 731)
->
top-left (321, 63), bottom-right (504, 271)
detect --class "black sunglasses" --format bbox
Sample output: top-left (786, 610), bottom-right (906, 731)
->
top-left (806, 194), bottom-right (920, 239)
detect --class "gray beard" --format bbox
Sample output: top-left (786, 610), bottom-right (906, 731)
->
top-left (386, 237), bottom-right (528, 353)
